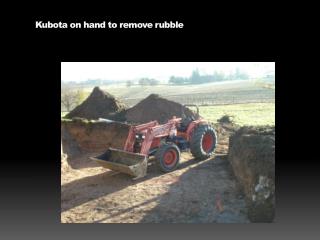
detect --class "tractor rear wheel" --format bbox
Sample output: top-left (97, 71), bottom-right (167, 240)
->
top-left (155, 143), bottom-right (180, 173)
top-left (190, 124), bottom-right (217, 160)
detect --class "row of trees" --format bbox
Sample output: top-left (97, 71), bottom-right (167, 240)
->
top-left (126, 78), bottom-right (160, 87)
top-left (169, 68), bottom-right (249, 85)
top-left (139, 78), bottom-right (160, 86)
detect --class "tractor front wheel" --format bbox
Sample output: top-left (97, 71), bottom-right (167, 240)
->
top-left (155, 143), bottom-right (180, 173)
top-left (190, 124), bottom-right (217, 160)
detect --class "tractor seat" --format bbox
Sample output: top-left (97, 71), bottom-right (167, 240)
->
top-left (177, 116), bottom-right (194, 132)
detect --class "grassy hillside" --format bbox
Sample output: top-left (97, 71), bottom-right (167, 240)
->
top-left (66, 80), bottom-right (274, 108)
top-left (77, 80), bottom-right (265, 98)
top-left (62, 80), bottom-right (275, 125)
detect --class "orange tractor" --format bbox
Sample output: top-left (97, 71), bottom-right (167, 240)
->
top-left (91, 105), bottom-right (217, 179)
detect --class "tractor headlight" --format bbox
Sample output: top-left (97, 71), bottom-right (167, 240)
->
top-left (135, 134), bottom-right (145, 139)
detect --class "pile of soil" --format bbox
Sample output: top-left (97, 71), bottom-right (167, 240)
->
top-left (217, 114), bottom-right (234, 124)
top-left (61, 119), bottom-right (131, 169)
top-left (61, 123), bottom-right (82, 157)
top-left (212, 122), bottom-right (240, 154)
top-left (228, 126), bottom-right (275, 222)
top-left (61, 140), bottom-right (70, 173)
top-left (125, 94), bottom-right (197, 124)
top-left (65, 87), bottom-right (127, 120)
top-left (62, 119), bottom-right (130, 153)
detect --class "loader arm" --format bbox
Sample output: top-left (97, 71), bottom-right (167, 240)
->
top-left (140, 120), bottom-right (179, 155)
top-left (124, 121), bottom-right (158, 152)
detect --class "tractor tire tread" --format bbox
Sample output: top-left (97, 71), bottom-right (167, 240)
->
top-left (190, 124), bottom-right (217, 160)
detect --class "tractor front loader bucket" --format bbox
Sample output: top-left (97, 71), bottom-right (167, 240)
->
top-left (90, 148), bottom-right (148, 179)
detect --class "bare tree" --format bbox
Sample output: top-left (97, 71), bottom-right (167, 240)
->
top-left (61, 88), bottom-right (86, 112)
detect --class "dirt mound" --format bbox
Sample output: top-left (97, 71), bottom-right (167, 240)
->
top-left (61, 140), bottom-right (70, 173)
top-left (217, 114), bottom-right (234, 124)
top-left (228, 126), bottom-right (275, 222)
top-left (61, 119), bottom-right (131, 169)
top-left (65, 87), bottom-right (127, 120)
top-left (213, 122), bottom-right (240, 154)
top-left (125, 94), bottom-right (197, 124)
top-left (62, 119), bottom-right (130, 153)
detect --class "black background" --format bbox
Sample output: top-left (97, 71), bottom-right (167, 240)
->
top-left (1, 9), bottom-right (319, 240)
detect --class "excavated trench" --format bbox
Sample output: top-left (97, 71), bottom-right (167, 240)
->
top-left (61, 88), bottom-right (275, 223)
top-left (61, 118), bottom-right (254, 223)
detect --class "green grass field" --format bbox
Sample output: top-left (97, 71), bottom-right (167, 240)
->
top-left (200, 103), bottom-right (275, 126)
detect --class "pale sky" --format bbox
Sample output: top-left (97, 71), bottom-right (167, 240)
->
top-left (61, 62), bottom-right (275, 82)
